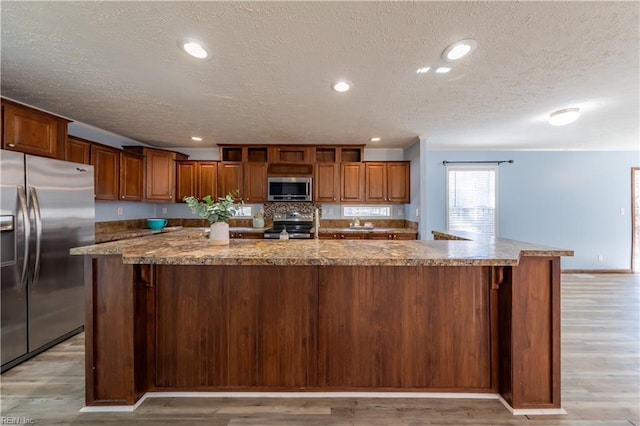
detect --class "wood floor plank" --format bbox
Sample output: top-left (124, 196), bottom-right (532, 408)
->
top-left (0, 273), bottom-right (638, 425)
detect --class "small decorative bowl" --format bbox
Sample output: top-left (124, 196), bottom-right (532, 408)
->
top-left (147, 218), bottom-right (168, 230)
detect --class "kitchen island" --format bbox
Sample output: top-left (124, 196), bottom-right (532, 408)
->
top-left (71, 229), bottom-right (572, 414)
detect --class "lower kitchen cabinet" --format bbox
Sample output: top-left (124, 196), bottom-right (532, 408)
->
top-left (367, 232), bottom-right (417, 240)
top-left (318, 232), bottom-right (367, 240)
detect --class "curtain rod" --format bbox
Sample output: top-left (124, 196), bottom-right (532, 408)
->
top-left (442, 160), bottom-right (514, 165)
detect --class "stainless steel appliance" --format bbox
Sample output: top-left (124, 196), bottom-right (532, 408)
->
top-left (1, 149), bottom-right (94, 372)
top-left (264, 211), bottom-right (314, 239)
top-left (267, 177), bottom-right (312, 202)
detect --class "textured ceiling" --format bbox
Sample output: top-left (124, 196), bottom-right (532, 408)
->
top-left (1, 1), bottom-right (638, 150)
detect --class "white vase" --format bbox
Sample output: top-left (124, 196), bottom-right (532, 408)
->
top-left (209, 222), bottom-right (229, 245)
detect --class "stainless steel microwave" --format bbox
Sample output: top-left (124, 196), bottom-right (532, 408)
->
top-left (267, 177), bottom-right (312, 202)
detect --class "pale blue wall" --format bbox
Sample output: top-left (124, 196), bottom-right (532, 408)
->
top-left (422, 150), bottom-right (638, 270)
top-left (95, 201), bottom-right (156, 221)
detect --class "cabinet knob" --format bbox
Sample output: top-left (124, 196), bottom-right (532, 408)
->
top-left (8, 143), bottom-right (15, 147)
top-left (169, 196), bottom-right (173, 199)
top-left (121, 196), bottom-right (125, 199)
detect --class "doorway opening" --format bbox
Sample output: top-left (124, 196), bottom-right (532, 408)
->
top-left (633, 168), bottom-right (639, 272)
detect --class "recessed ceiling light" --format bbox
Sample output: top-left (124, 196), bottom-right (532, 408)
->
top-left (435, 67), bottom-right (451, 74)
top-left (180, 39), bottom-right (210, 59)
top-left (331, 81), bottom-right (351, 92)
top-left (416, 67), bottom-right (431, 74)
top-left (370, 137), bottom-right (381, 142)
top-left (549, 108), bottom-right (580, 126)
top-left (191, 136), bottom-right (203, 142)
top-left (442, 39), bottom-right (477, 61)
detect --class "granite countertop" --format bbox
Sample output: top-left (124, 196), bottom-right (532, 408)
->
top-left (73, 227), bottom-right (572, 267)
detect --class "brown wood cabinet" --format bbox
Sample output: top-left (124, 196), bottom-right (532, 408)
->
top-left (119, 151), bottom-right (144, 201)
top-left (124, 147), bottom-right (185, 203)
top-left (229, 232), bottom-right (263, 239)
top-left (386, 161), bottom-right (410, 203)
top-left (176, 161), bottom-right (219, 201)
top-left (269, 146), bottom-right (314, 163)
top-left (318, 232), bottom-right (367, 240)
top-left (243, 162), bottom-right (268, 203)
top-left (1, 99), bottom-right (69, 159)
top-left (340, 163), bottom-right (365, 202)
top-left (367, 232), bottom-right (417, 240)
top-left (314, 163), bottom-right (340, 203)
top-left (65, 136), bottom-right (91, 164)
top-left (365, 161), bottom-right (410, 204)
top-left (144, 148), bottom-right (176, 202)
top-left (217, 162), bottom-right (243, 200)
top-left (91, 143), bottom-right (120, 201)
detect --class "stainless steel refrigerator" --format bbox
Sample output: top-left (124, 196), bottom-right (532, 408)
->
top-left (1, 149), bottom-right (94, 372)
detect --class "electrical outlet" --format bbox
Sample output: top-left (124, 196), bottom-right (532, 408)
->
top-left (328, 208), bottom-right (334, 215)
top-left (597, 255), bottom-right (604, 262)
top-left (162, 207), bottom-right (168, 214)
top-left (117, 207), bottom-right (123, 216)
top-left (398, 208), bottom-right (404, 217)
top-left (620, 208), bottom-right (625, 215)
top-left (415, 208), bottom-right (419, 217)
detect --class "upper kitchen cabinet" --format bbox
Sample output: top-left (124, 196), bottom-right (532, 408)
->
top-left (386, 161), bottom-right (410, 203)
top-left (91, 143), bottom-right (120, 201)
top-left (1, 99), bottom-right (69, 159)
top-left (119, 150), bottom-right (144, 201)
top-left (315, 163), bottom-right (340, 203)
top-left (340, 163), bottom-right (365, 203)
top-left (269, 146), bottom-right (314, 163)
top-left (365, 161), bottom-right (410, 204)
top-left (65, 135), bottom-right (91, 165)
top-left (123, 146), bottom-right (187, 203)
top-left (218, 162), bottom-right (243, 200)
top-left (176, 161), bottom-right (218, 201)
top-left (243, 162), bottom-right (268, 203)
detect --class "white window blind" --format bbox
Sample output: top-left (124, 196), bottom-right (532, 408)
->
top-left (446, 166), bottom-right (497, 236)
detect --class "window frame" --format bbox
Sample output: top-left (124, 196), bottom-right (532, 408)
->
top-left (341, 205), bottom-right (392, 219)
top-left (445, 165), bottom-right (499, 236)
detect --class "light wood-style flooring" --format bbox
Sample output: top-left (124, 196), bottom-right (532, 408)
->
top-left (1, 273), bottom-right (638, 425)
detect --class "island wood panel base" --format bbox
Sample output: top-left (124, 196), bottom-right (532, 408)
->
top-left (84, 256), bottom-right (148, 406)
top-left (84, 259), bottom-right (561, 411)
top-left (153, 265), bottom-right (318, 389)
top-left (499, 256), bottom-right (561, 410)
top-left (318, 266), bottom-right (494, 390)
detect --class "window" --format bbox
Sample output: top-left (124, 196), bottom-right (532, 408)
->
top-left (342, 205), bottom-right (391, 218)
top-left (446, 166), bottom-right (497, 236)
top-left (233, 205), bottom-right (253, 218)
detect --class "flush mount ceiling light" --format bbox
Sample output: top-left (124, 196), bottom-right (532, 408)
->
top-left (331, 80), bottom-right (351, 92)
top-left (416, 67), bottom-right (431, 74)
top-left (370, 137), bottom-right (381, 142)
top-left (435, 67), bottom-right (451, 74)
top-left (179, 39), bottom-right (210, 59)
top-left (191, 136), bottom-right (203, 142)
top-left (442, 39), bottom-right (477, 61)
top-left (549, 107), bottom-right (580, 126)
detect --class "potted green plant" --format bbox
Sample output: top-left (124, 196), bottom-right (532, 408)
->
top-left (183, 190), bottom-right (241, 245)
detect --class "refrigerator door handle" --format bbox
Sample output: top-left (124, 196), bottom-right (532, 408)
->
top-left (17, 185), bottom-right (30, 294)
top-left (28, 186), bottom-right (43, 290)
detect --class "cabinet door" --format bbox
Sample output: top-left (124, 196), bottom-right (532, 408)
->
top-left (340, 163), bottom-right (365, 202)
top-left (365, 162), bottom-right (388, 203)
top-left (387, 162), bottom-right (410, 203)
top-left (197, 162), bottom-right (218, 200)
top-left (145, 149), bottom-right (176, 202)
top-left (268, 146), bottom-right (313, 163)
top-left (2, 102), bottom-right (66, 159)
top-left (315, 163), bottom-right (340, 203)
top-left (176, 161), bottom-right (197, 201)
top-left (243, 162), bottom-right (268, 203)
top-left (65, 136), bottom-right (91, 164)
top-left (91, 144), bottom-right (120, 201)
top-left (367, 233), bottom-right (395, 240)
top-left (217, 162), bottom-right (243, 200)
top-left (120, 151), bottom-right (144, 201)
